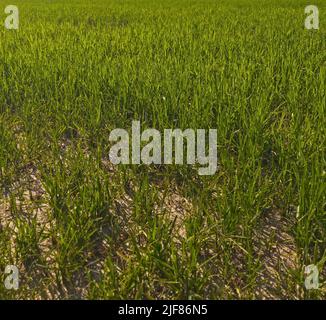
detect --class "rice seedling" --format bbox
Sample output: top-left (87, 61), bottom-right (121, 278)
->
top-left (0, 0), bottom-right (325, 299)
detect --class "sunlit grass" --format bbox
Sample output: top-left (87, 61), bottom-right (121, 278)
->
top-left (0, 0), bottom-right (325, 299)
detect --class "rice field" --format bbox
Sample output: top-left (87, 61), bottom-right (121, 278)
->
top-left (0, 0), bottom-right (325, 299)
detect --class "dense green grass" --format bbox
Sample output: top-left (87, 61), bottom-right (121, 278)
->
top-left (0, 0), bottom-right (325, 299)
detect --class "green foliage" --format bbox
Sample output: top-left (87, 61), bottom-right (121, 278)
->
top-left (0, 0), bottom-right (325, 299)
